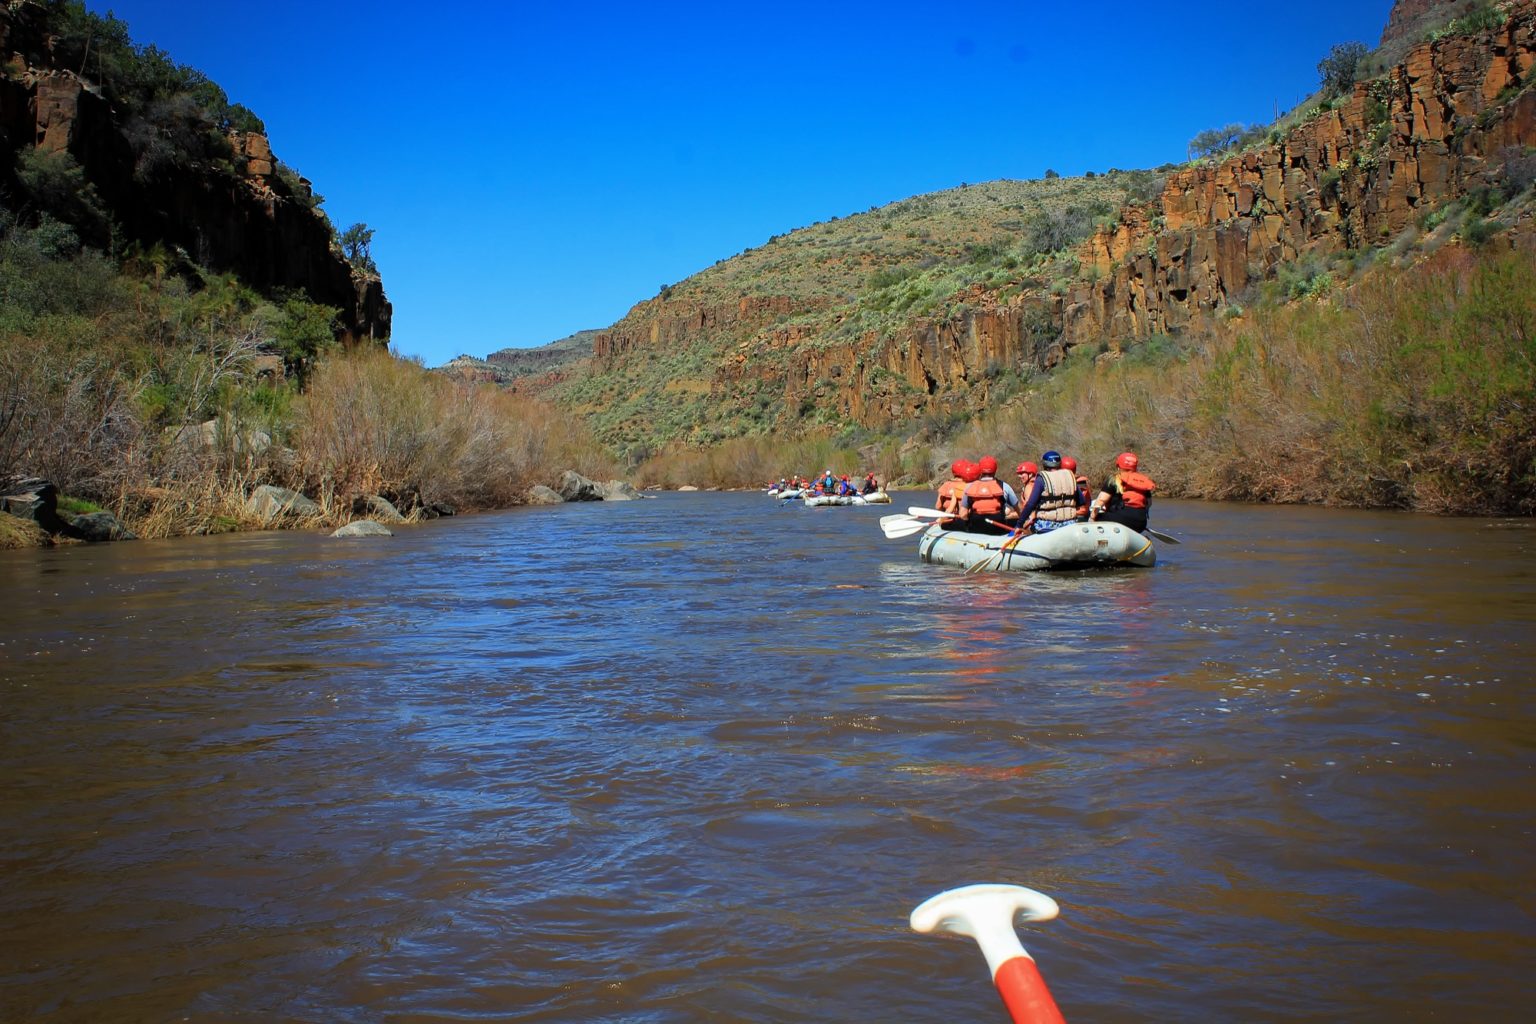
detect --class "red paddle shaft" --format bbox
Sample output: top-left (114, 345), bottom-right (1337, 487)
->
top-left (911, 884), bottom-right (1067, 1024)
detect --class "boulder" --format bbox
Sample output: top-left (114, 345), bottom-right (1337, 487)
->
top-left (0, 477), bottom-right (80, 537)
top-left (599, 479), bottom-right (642, 500)
top-left (351, 494), bottom-right (405, 523)
top-left (246, 485), bottom-right (320, 522)
top-left (556, 470), bottom-right (605, 502)
top-left (67, 511), bottom-right (136, 542)
top-left (526, 484), bottom-right (564, 505)
top-left (168, 418), bottom-right (271, 454)
top-left (331, 520), bottom-right (393, 538)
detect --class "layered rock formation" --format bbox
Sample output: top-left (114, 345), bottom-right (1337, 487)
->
top-left (0, 3), bottom-right (390, 345)
top-left (1064, 1), bottom-right (1536, 347)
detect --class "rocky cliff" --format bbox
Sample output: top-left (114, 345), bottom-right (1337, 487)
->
top-left (1064, 2), bottom-right (1535, 348)
top-left (0, 2), bottom-right (390, 345)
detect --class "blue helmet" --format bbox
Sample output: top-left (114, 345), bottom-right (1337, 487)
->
top-left (1042, 450), bottom-right (1062, 469)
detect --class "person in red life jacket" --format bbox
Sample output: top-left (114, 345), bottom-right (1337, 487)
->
top-left (960, 455), bottom-right (1019, 534)
top-left (937, 459), bottom-right (969, 524)
top-left (1016, 450), bottom-right (1081, 533)
top-left (1090, 451), bottom-right (1156, 533)
top-left (861, 472), bottom-right (880, 494)
top-left (1060, 456), bottom-right (1091, 518)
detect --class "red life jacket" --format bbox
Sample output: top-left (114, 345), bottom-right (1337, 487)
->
top-left (937, 479), bottom-right (964, 512)
top-left (1116, 471), bottom-right (1156, 510)
top-left (964, 477), bottom-right (1005, 518)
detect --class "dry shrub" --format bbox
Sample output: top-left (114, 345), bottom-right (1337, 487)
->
top-left (294, 348), bottom-right (611, 510)
top-left (961, 244), bottom-right (1536, 513)
top-left (0, 334), bottom-right (148, 499)
top-left (0, 511), bottom-right (50, 549)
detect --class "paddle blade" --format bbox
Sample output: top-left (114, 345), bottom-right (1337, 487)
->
top-left (906, 506), bottom-right (952, 519)
top-left (1146, 528), bottom-right (1181, 545)
top-left (879, 515), bottom-right (930, 539)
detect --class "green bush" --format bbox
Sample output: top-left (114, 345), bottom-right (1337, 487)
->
top-left (1318, 41), bottom-right (1367, 99)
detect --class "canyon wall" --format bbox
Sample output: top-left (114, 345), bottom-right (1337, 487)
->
top-left (0, 4), bottom-right (390, 345)
top-left (1064, 5), bottom-right (1536, 347)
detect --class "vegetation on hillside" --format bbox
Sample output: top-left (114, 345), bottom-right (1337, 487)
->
top-left (631, 237), bottom-right (1536, 516)
top-left (948, 241), bottom-right (1536, 516)
top-left (0, 209), bottom-right (612, 541)
top-left (554, 172), bottom-right (1170, 456)
top-left (1, 1), bottom-right (611, 546)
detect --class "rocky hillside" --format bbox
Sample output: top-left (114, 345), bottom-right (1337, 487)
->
top-left (0, 0), bottom-right (389, 345)
top-left (441, 330), bottom-right (600, 386)
top-left (1064, 0), bottom-right (1535, 349)
top-left (508, 0), bottom-right (1534, 457)
top-left (544, 173), bottom-right (1161, 453)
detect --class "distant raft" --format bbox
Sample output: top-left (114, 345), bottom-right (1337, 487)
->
top-left (803, 494), bottom-right (868, 507)
top-left (918, 521), bottom-right (1156, 571)
top-left (860, 490), bottom-right (892, 504)
top-left (775, 488), bottom-right (806, 499)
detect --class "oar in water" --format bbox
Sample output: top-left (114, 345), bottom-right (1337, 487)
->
top-left (1145, 527), bottom-right (1181, 545)
top-left (968, 528), bottom-right (1028, 574)
top-left (911, 883), bottom-right (1067, 1024)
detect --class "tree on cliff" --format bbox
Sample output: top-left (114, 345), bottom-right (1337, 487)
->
top-left (340, 222), bottom-right (377, 274)
top-left (1318, 41), bottom-right (1367, 99)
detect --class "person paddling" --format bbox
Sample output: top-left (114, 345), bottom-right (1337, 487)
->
top-left (1017, 450), bottom-right (1079, 534)
top-left (960, 456), bottom-right (1018, 534)
top-left (937, 460), bottom-right (970, 527)
top-left (1090, 451), bottom-right (1157, 534)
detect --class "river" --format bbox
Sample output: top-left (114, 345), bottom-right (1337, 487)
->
top-left (2, 492), bottom-right (1533, 1023)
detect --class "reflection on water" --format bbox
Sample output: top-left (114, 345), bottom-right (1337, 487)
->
top-left (2, 494), bottom-right (1534, 1022)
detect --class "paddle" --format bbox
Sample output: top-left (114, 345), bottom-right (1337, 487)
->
top-left (1146, 527), bottom-right (1181, 545)
top-left (911, 884), bottom-right (1067, 1024)
top-left (906, 506), bottom-right (1018, 532)
top-left (879, 514), bottom-right (933, 539)
top-left (968, 528), bottom-right (1029, 574)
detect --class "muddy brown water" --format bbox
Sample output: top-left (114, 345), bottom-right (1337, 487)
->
top-left (2, 492), bottom-right (1533, 1022)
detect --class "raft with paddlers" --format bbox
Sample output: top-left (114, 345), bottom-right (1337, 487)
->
top-left (917, 520), bottom-right (1156, 571)
top-left (803, 494), bottom-right (868, 507)
top-left (881, 507), bottom-right (1157, 571)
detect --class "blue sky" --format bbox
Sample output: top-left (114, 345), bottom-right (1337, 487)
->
top-left (87, 1), bottom-right (1394, 366)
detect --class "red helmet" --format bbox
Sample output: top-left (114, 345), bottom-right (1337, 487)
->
top-left (960, 462), bottom-right (982, 483)
top-left (1116, 452), bottom-right (1139, 471)
top-left (1061, 456), bottom-right (1078, 472)
top-left (950, 458), bottom-right (969, 477)
top-left (1016, 461), bottom-right (1038, 476)
top-left (977, 455), bottom-right (998, 475)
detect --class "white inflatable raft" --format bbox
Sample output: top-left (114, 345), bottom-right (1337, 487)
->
top-left (803, 494), bottom-right (868, 507)
top-left (918, 521), bottom-right (1156, 571)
